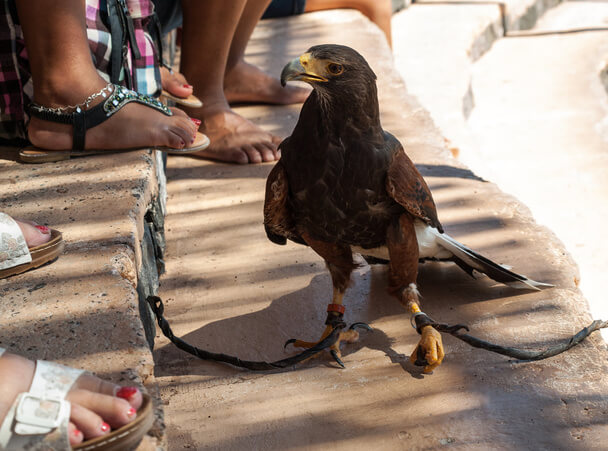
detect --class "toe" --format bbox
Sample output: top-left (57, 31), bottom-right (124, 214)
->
top-left (162, 68), bottom-right (193, 99)
top-left (271, 134), bottom-right (283, 146)
top-left (74, 374), bottom-right (143, 410)
top-left (15, 220), bottom-right (52, 248)
top-left (341, 329), bottom-right (360, 344)
top-left (167, 130), bottom-right (187, 149)
top-left (242, 144), bottom-right (263, 164)
top-left (68, 403), bottom-right (112, 440)
top-left (68, 422), bottom-right (84, 446)
top-left (172, 116), bottom-right (197, 145)
top-left (411, 326), bottom-right (445, 373)
top-left (67, 388), bottom-right (136, 430)
top-left (253, 141), bottom-right (277, 162)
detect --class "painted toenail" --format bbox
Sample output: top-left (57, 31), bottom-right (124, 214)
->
top-left (180, 140), bottom-right (185, 147)
top-left (72, 428), bottom-right (82, 438)
top-left (127, 407), bottom-right (136, 418)
top-left (35, 225), bottom-right (50, 234)
top-left (101, 422), bottom-right (110, 433)
top-left (183, 84), bottom-right (192, 88)
top-left (116, 386), bottom-right (139, 400)
top-left (191, 118), bottom-right (201, 127)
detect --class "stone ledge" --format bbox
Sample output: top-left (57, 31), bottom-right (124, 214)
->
top-left (0, 148), bottom-right (165, 449)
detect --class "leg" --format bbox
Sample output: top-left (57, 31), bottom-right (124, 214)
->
top-left (387, 215), bottom-right (444, 373)
top-left (16, 0), bottom-right (196, 151)
top-left (285, 234), bottom-right (369, 367)
top-left (223, 0), bottom-right (310, 105)
top-left (305, 0), bottom-right (392, 47)
top-left (179, 0), bottom-right (284, 164)
top-left (0, 351), bottom-right (144, 447)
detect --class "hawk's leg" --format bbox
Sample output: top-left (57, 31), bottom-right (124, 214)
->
top-left (284, 234), bottom-right (371, 367)
top-left (388, 214), bottom-right (445, 373)
top-left (284, 287), bottom-right (369, 367)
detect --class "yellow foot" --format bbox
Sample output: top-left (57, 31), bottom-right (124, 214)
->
top-left (409, 325), bottom-right (445, 373)
top-left (284, 323), bottom-right (371, 368)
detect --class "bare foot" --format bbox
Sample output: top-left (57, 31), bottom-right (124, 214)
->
top-left (28, 79), bottom-right (197, 151)
top-left (189, 101), bottom-right (282, 164)
top-left (15, 219), bottom-right (52, 248)
top-left (224, 59), bottom-right (310, 105)
top-left (160, 66), bottom-right (194, 99)
top-left (0, 352), bottom-right (143, 446)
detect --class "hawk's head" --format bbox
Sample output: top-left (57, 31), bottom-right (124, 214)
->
top-left (280, 44), bottom-right (377, 94)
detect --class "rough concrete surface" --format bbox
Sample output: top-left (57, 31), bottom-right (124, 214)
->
top-left (154, 10), bottom-right (608, 450)
top-left (0, 150), bottom-right (165, 448)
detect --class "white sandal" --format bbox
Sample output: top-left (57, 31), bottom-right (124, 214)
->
top-left (0, 213), bottom-right (64, 279)
top-left (0, 349), bottom-right (154, 451)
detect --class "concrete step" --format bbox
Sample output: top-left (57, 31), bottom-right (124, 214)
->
top-left (393, 0), bottom-right (608, 336)
top-left (391, 0), bottom-right (563, 158)
top-left (0, 149), bottom-right (167, 449)
top-left (153, 9), bottom-right (608, 450)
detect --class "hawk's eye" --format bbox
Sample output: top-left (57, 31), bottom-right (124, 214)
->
top-left (327, 63), bottom-right (343, 75)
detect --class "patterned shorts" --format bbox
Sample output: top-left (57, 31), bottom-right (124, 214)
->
top-left (0, 0), bottom-right (162, 141)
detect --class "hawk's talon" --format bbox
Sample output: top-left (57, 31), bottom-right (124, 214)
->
top-left (349, 322), bottom-right (372, 332)
top-left (330, 350), bottom-right (345, 368)
top-left (409, 325), bottom-right (445, 373)
top-left (284, 338), bottom-right (297, 349)
top-left (413, 345), bottom-right (428, 367)
top-left (283, 323), bottom-right (365, 367)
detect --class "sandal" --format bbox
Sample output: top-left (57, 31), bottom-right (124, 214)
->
top-left (19, 84), bottom-right (210, 164)
top-left (0, 350), bottom-right (154, 451)
top-left (160, 90), bottom-right (203, 108)
top-left (0, 213), bottom-right (64, 279)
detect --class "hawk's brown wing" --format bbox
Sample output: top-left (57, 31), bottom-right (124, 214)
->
top-left (386, 141), bottom-right (443, 233)
top-left (263, 161), bottom-right (305, 245)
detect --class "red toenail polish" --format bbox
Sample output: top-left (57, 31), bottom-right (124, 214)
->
top-left (116, 386), bottom-right (138, 400)
top-left (35, 225), bottom-right (50, 234)
top-left (180, 140), bottom-right (185, 147)
top-left (190, 118), bottom-right (201, 126)
top-left (183, 84), bottom-right (192, 88)
top-left (127, 407), bottom-right (136, 418)
top-left (101, 422), bottom-right (110, 433)
top-left (72, 429), bottom-right (82, 438)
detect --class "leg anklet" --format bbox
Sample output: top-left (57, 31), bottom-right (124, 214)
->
top-left (29, 83), bottom-right (114, 115)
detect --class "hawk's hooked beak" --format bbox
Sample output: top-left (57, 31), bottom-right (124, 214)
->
top-left (280, 53), bottom-right (328, 87)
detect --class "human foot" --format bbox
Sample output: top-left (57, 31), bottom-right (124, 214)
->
top-left (161, 66), bottom-right (194, 99)
top-left (224, 59), bottom-right (310, 105)
top-left (160, 67), bottom-right (202, 108)
top-left (27, 80), bottom-right (198, 152)
top-left (190, 102), bottom-right (282, 164)
top-left (0, 214), bottom-right (64, 279)
top-left (0, 351), bottom-right (145, 447)
top-left (15, 219), bottom-right (52, 248)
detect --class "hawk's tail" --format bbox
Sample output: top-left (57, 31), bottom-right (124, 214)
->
top-left (432, 230), bottom-right (553, 291)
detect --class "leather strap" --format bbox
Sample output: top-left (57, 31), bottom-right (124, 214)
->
top-left (107, 0), bottom-right (125, 85)
top-left (413, 312), bottom-right (436, 334)
top-left (28, 85), bottom-right (172, 151)
top-left (327, 304), bottom-right (346, 314)
top-left (72, 110), bottom-right (87, 151)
